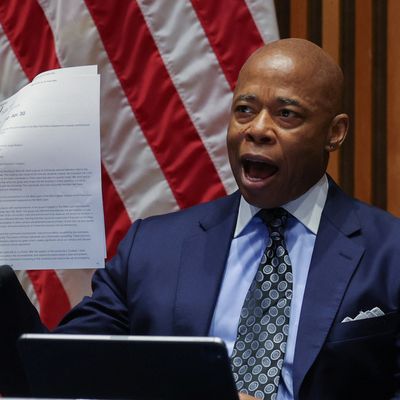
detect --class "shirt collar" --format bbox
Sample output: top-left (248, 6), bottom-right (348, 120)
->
top-left (234, 174), bottom-right (329, 237)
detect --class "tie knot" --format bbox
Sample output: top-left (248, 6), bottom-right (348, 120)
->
top-left (258, 208), bottom-right (288, 233)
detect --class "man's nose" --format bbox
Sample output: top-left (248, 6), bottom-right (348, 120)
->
top-left (245, 110), bottom-right (276, 144)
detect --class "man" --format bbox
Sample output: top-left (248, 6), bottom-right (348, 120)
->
top-left (6, 38), bottom-right (400, 399)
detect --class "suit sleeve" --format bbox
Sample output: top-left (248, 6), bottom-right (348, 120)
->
top-left (54, 220), bottom-right (142, 334)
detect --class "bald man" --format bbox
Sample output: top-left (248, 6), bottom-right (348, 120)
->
top-left (20, 39), bottom-right (400, 399)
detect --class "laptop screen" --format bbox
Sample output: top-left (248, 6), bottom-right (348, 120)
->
top-left (18, 333), bottom-right (239, 400)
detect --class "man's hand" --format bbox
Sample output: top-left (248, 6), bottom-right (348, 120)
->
top-left (238, 392), bottom-right (259, 400)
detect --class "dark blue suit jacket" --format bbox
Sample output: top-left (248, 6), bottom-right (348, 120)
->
top-left (57, 180), bottom-right (400, 399)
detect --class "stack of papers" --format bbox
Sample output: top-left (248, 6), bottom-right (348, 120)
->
top-left (0, 66), bottom-right (105, 270)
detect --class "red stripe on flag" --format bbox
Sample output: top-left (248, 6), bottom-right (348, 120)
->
top-left (190, 0), bottom-right (264, 90)
top-left (0, 0), bottom-right (59, 79)
top-left (26, 270), bottom-right (71, 329)
top-left (85, 0), bottom-right (226, 208)
top-left (102, 164), bottom-right (132, 259)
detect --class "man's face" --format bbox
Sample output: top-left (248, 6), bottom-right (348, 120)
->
top-left (227, 51), bottom-right (335, 209)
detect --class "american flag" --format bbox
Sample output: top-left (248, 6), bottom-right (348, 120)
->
top-left (0, 0), bottom-right (279, 329)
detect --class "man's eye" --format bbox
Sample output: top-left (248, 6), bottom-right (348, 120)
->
top-left (280, 109), bottom-right (296, 118)
top-left (235, 105), bottom-right (253, 114)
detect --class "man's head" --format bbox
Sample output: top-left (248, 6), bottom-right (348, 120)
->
top-left (227, 38), bottom-right (348, 209)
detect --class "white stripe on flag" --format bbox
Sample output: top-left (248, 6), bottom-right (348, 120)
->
top-left (244, 0), bottom-right (280, 44)
top-left (54, 269), bottom-right (94, 308)
top-left (0, 23), bottom-right (29, 101)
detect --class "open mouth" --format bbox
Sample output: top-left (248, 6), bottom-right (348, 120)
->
top-left (242, 158), bottom-right (278, 181)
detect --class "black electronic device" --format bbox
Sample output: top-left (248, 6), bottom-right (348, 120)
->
top-left (18, 333), bottom-right (239, 400)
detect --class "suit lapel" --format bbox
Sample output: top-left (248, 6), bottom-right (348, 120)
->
top-left (173, 192), bottom-right (240, 336)
top-left (293, 182), bottom-right (365, 399)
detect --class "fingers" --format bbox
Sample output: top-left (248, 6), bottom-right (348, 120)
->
top-left (238, 392), bottom-right (259, 400)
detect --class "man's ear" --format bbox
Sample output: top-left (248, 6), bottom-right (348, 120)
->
top-left (325, 113), bottom-right (349, 152)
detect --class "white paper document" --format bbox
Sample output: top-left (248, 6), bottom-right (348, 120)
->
top-left (0, 66), bottom-right (105, 270)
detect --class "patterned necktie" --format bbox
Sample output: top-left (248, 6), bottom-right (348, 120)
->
top-left (231, 208), bottom-right (293, 400)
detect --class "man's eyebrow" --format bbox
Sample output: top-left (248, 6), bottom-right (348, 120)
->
top-left (277, 97), bottom-right (301, 107)
top-left (235, 94), bottom-right (257, 102)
